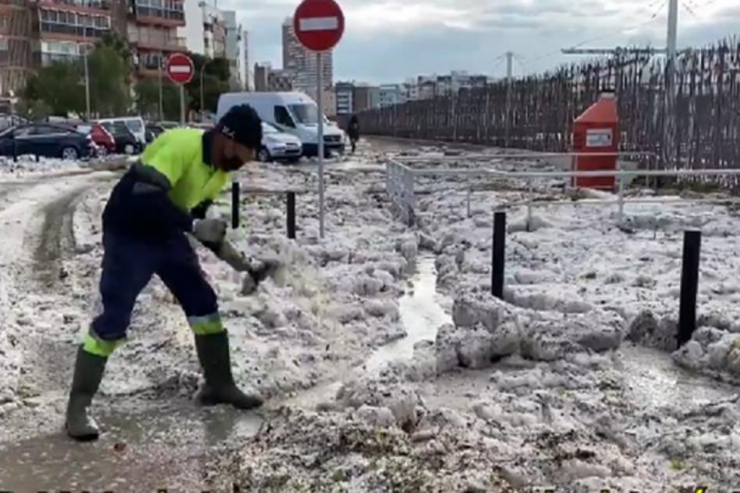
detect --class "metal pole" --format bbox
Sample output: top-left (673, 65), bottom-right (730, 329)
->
top-left (158, 51), bottom-right (164, 121)
top-left (678, 230), bottom-right (701, 347)
top-left (491, 211), bottom-right (506, 299)
top-left (180, 84), bottom-right (186, 126)
top-left (231, 181), bottom-right (240, 229)
top-left (505, 51), bottom-right (513, 148)
top-left (287, 191), bottom-right (296, 239)
top-left (317, 51), bottom-right (325, 239)
top-left (83, 33), bottom-right (91, 121)
top-left (663, 0), bottom-right (679, 168)
top-left (200, 63), bottom-right (206, 121)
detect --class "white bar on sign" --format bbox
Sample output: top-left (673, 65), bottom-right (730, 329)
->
top-left (170, 66), bottom-right (191, 73)
top-left (299, 17), bottom-right (339, 32)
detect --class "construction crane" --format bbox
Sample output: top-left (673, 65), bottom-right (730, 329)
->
top-left (561, 48), bottom-right (668, 55)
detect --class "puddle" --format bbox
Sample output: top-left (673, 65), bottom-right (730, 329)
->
top-left (0, 400), bottom-right (262, 492)
top-left (619, 343), bottom-right (737, 410)
top-left (288, 256), bottom-right (451, 408)
top-left (364, 256), bottom-right (452, 373)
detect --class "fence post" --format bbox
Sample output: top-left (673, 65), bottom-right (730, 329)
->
top-left (678, 230), bottom-right (701, 347)
top-left (287, 191), bottom-right (296, 239)
top-left (231, 181), bottom-right (240, 229)
top-left (491, 211), bottom-right (506, 299)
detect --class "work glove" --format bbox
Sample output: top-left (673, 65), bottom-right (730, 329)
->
top-left (193, 218), bottom-right (227, 244)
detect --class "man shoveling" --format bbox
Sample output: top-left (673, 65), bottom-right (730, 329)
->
top-left (65, 105), bottom-right (279, 442)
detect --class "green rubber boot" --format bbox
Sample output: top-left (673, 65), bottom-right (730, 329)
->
top-left (194, 331), bottom-right (263, 410)
top-left (65, 347), bottom-right (107, 441)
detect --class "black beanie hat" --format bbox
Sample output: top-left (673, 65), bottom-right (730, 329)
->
top-left (216, 104), bottom-right (263, 150)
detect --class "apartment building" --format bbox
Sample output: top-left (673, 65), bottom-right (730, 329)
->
top-left (222, 9), bottom-right (239, 88)
top-left (0, 0), bottom-right (34, 96)
top-left (128, 0), bottom-right (186, 78)
top-left (282, 16), bottom-right (332, 102)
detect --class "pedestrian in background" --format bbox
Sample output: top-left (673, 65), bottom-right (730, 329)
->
top-left (347, 114), bottom-right (360, 154)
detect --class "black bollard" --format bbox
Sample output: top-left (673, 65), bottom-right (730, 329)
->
top-left (11, 134), bottom-right (17, 163)
top-left (678, 230), bottom-right (701, 347)
top-left (287, 191), bottom-right (296, 239)
top-left (231, 181), bottom-right (240, 229)
top-left (491, 211), bottom-right (506, 299)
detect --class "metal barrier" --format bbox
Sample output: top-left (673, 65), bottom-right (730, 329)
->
top-left (385, 159), bottom-right (416, 226)
top-left (390, 152), bottom-right (740, 230)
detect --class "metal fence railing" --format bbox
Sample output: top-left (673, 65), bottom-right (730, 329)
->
top-left (386, 155), bottom-right (740, 230)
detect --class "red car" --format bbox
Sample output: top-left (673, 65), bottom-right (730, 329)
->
top-left (76, 123), bottom-right (115, 156)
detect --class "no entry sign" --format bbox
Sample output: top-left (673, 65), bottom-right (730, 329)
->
top-left (293, 0), bottom-right (345, 52)
top-left (166, 53), bottom-right (194, 85)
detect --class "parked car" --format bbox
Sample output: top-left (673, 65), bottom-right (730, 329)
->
top-left (76, 122), bottom-right (115, 155)
top-left (100, 121), bottom-right (142, 155)
top-left (259, 122), bottom-right (303, 163)
top-left (0, 123), bottom-right (95, 160)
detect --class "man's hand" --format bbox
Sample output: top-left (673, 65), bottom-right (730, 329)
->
top-left (193, 218), bottom-right (227, 244)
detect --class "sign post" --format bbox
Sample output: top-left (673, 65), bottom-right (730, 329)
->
top-left (293, 0), bottom-right (345, 239)
top-left (165, 53), bottom-right (195, 126)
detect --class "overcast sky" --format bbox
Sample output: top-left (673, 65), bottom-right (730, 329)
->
top-left (218, 0), bottom-right (739, 84)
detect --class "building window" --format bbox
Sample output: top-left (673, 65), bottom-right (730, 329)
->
top-left (0, 36), bottom-right (8, 51)
top-left (0, 17), bottom-right (8, 33)
top-left (39, 9), bottom-right (111, 38)
top-left (134, 0), bottom-right (184, 21)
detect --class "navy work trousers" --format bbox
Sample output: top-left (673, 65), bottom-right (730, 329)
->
top-left (91, 230), bottom-right (218, 342)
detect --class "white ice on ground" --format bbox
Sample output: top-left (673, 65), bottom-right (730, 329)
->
top-left (4, 142), bottom-right (740, 491)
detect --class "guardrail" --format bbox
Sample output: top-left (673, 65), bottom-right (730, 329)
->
top-left (386, 153), bottom-right (740, 230)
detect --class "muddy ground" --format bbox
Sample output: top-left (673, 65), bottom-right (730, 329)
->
top-left (1, 140), bottom-right (739, 492)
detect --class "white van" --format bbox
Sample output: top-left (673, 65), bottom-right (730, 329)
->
top-left (97, 117), bottom-right (147, 146)
top-left (217, 92), bottom-right (345, 158)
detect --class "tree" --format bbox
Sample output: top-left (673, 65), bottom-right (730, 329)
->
top-left (23, 62), bottom-right (85, 117)
top-left (16, 100), bottom-right (52, 122)
top-left (185, 54), bottom-right (231, 113)
top-left (88, 46), bottom-right (131, 117)
top-left (135, 79), bottom-right (182, 121)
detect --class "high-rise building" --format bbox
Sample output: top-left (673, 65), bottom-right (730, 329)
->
top-left (335, 82), bottom-right (354, 115)
top-left (281, 16), bottom-right (332, 102)
top-left (128, 0), bottom-right (187, 79)
top-left (240, 29), bottom-right (250, 90)
top-left (180, 0), bottom-right (204, 54)
top-left (0, 0), bottom-right (35, 96)
top-left (222, 10), bottom-right (239, 88)
top-left (200, 0), bottom-right (225, 58)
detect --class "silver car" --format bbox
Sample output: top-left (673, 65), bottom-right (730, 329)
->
top-left (259, 122), bottom-right (303, 163)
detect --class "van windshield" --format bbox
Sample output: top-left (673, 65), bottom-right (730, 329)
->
top-left (289, 104), bottom-right (320, 125)
top-left (125, 120), bottom-right (144, 133)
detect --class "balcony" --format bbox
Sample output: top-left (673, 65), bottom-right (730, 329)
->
top-left (36, 0), bottom-right (111, 13)
top-left (133, 2), bottom-right (185, 27)
top-left (128, 28), bottom-right (185, 51)
top-left (39, 22), bottom-right (108, 41)
top-left (40, 51), bottom-right (79, 66)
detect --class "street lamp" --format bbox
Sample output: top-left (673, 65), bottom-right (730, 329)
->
top-left (82, 27), bottom-right (91, 121)
top-left (200, 58), bottom-right (211, 123)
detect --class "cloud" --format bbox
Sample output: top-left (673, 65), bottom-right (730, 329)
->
top-left (219, 0), bottom-right (740, 83)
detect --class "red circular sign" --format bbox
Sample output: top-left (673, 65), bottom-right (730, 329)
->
top-left (166, 53), bottom-right (194, 84)
top-left (293, 0), bottom-right (345, 52)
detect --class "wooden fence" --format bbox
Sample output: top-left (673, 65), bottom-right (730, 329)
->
top-left (359, 38), bottom-right (740, 176)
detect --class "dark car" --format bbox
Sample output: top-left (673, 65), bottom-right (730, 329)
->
top-left (0, 123), bottom-right (95, 160)
top-left (100, 121), bottom-right (142, 155)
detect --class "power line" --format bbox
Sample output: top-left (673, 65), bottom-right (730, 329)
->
top-left (524, 1), bottom-right (668, 70)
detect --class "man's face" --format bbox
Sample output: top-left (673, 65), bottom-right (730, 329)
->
top-left (219, 134), bottom-right (256, 171)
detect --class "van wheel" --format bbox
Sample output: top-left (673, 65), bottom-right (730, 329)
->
top-left (124, 144), bottom-right (135, 155)
top-left (258, 148), bottom-right (271, 162)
